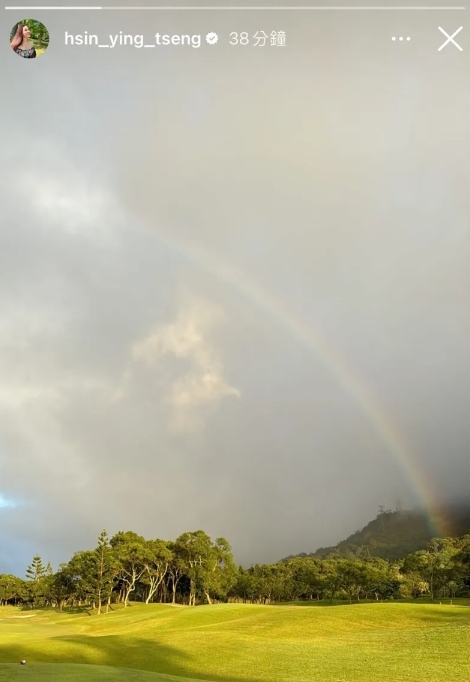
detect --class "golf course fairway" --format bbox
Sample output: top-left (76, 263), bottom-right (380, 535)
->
top-left (1, 602), bottom-right (469, 682)
top-left (0, 663), bottom-right (193, 682)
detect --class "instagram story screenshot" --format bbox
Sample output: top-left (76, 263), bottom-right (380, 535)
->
top-left (1, 1), bottom-right (469, 682)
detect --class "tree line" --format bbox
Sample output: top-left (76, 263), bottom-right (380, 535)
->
top-left (1, 529), bottom-right (469, 613)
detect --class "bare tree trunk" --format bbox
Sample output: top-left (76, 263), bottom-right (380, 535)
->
top-left (145, 575), bottom-right (165, 604)
top-left (170, 577), bottom-right (178, 604)
top-left (205, 591), bottom-right (213, 605)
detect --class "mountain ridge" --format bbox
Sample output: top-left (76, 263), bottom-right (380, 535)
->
top-left (283, 503), bottom-right (470, 562)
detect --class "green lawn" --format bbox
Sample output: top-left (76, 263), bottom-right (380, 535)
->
top-left (0, 601), bottom-right (469, 682)
top-left (0, 664), bottom-right (194, 682)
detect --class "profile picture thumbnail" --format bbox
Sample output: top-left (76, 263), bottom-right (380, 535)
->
top-left (10, 19), bottom-right (49, 58)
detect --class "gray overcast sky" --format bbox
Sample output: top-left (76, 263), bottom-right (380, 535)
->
top-left (1, 2), bottom-right (469, 575)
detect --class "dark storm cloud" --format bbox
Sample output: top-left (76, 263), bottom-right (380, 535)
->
top-left (1, 5), bottom-right (469, 574)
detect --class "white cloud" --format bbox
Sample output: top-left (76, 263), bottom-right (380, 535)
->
top-left (128, 299), bottom-right (240, 433)
top-left (6, 135), bottom-right (112, 240)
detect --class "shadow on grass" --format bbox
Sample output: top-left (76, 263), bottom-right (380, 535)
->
top-left (18, 605), bottom-right (94, 615)
top-left (400, 605), bottom-right (470, 626)
top-left (18, 603), bottom-right (146, 616)
top-left (0, 634), bottom-right (262, 682)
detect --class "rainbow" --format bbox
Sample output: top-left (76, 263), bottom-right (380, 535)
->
top-left (146, 224), bottom-right (449, 538)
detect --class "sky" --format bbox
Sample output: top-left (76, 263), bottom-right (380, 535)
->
top-left (1, 1), bottom-right (469, 576)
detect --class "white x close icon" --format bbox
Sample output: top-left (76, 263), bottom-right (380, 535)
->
top-left (438, 26), bottom-right (463, 51)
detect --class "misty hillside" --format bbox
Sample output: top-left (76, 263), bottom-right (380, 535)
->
top-left (285, 505), bottom-right (470, 562)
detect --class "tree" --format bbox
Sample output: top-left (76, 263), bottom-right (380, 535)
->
top-left (454, 535), bottom-right (470, 592)
top-left (110, 531), bottom-right (147, 607)
top-left (425, 538), bottom-right (458, 600)
top-left (338, 560), bottom-right (365, 603)
top-left (166, 540), bottom-right (186, 604)
top-left (231, 566), bottom-right (253, 603)
top-left (25, 556), bottom-right (48, 607)
top-left (319, 559), bottom-right (341, 603)
top-left (401, 550), bottom-right (431, 598)
top-left (0, 574), bottom-right (25, 606)
top-left (199, 537), bottom-right (237, 604)
top-left (93, 530), bottom-right (117, 614)
top-left (142, 540), bottom-right (172, 604)
top-left (26, 556), bottom-right (46, 581)
top-left (176, 530), bottom-right (214, 606)
top-left (66, 551), bottom-right (98, 606)
top-left (49, 564), bottom-right (75, 610)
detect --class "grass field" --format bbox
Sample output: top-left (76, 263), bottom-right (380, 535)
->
top-left (1, 601), bottom-right (469, 682)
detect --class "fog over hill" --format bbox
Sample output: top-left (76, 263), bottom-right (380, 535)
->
top-left (284, 502), bottom-right (470, 563)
